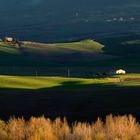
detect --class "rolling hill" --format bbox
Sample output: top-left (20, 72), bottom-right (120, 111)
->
top-left (0, 35), bottom-right (139, 75)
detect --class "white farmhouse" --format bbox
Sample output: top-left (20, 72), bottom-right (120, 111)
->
top-left (116, 69), bottom-right (126, 75)
top-left (5, 37), bottom-right (14, 42)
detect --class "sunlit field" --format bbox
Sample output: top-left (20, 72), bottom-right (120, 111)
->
top-left (0, 75), bottom-right (119, 89)
top-left (0, 74), bottom-right (139, 122)
top-left (0, 74), bottom-right (139, 89)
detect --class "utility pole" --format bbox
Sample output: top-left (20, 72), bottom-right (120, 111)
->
top-left (13, 66), bottom-right (15, 76)
top-left (35, 70), bottom-right (38, 77)
top-left (68, 68), bottom-right (70, 77)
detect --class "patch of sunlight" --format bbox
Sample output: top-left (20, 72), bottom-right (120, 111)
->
top-left (0, 76), bottom-right (61, 89)
top-left (48, 39), bottom-right (104, 53)
top-left (0, 45), bottom-right (19, 55)
top-left (0, 76), bottom-right (119, 90)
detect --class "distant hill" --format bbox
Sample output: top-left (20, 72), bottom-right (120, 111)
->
top-left (0, 39), bottom-right (105, 66)
top-left (0, 36), bottom-right (139, 68)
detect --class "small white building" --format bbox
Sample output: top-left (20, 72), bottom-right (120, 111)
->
top-left (5, 37), bottom-right (14, 42)
top-left (116, 69), bottom-right (126, 75)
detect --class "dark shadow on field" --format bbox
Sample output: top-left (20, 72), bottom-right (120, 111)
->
top-left (96, 35), bottom-right (140, 67)
top-left (0, 81), bottom-right (140, 122)
top-left (99, 35), bottom-right (140, 55)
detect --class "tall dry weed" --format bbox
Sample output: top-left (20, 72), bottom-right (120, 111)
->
top-left (0, 115), bottom-right (139, 140)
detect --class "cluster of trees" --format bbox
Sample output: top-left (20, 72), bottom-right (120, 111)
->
top-left (0, 115), bottom-right (139, 140)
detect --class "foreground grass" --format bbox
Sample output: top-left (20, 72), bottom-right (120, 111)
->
top-left (0, 115), bottom-right (140, 140)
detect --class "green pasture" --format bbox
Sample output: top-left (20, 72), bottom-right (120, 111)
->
top-left (0, 75), bottom-right (117, 89)
top-left (0, 74), bottom-right (139, 90)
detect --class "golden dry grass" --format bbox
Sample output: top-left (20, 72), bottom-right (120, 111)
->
top-left (0, 115), bottom-right (140, 140)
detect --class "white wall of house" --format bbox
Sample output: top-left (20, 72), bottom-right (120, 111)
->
top-left (116, 69), bottom-right (126, 74)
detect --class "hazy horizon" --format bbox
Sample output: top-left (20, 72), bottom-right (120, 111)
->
top-left (0, 0), bottom-right (140, 42)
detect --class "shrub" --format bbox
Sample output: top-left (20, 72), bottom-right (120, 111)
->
top-left (0, 115), bottom-right (139, 140)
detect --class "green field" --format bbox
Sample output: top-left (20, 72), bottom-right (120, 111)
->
top-left (0, 75), bottom-right (117, 89)
top-left (0, 74), bottom-right (139, 121)
top-left (0, 74), bottom-right (139, 89)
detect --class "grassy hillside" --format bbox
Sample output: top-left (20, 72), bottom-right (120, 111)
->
top-left (0, 39), bottom-right (106, 66)
top-left (47, 39), bottom-right (104, 53)
top-left (0, 36), bottom-right (139, 75)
